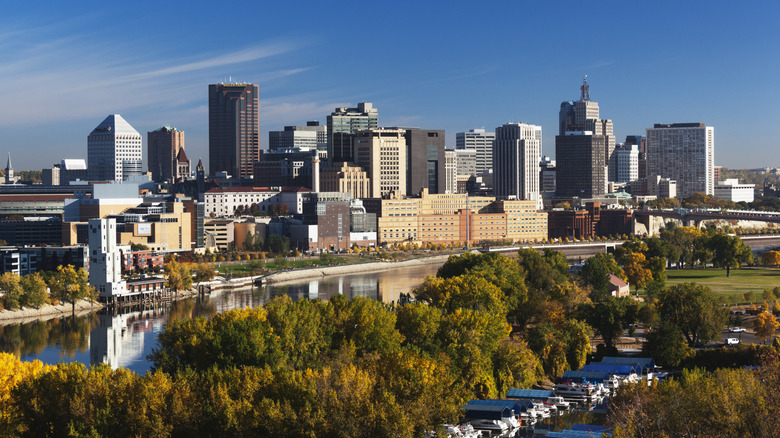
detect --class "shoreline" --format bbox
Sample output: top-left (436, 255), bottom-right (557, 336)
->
top-left (0, 253), bottom-right (457, 324)
top-left (0, 299), bottom-right (104, 325)
top-left (260, 254), bottom-right (453, 285)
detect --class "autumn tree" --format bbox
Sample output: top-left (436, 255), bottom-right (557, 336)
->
top-left (0, 272), bottom-right (22, 310)
top-left (642, 322), bottom-right (693, 367)
top-left (49, 265), bottom-right (94, 315)
top-left (622, 251), bottom-right (653, 293)
top-left (763, 250), bottom-right (780, 266)
top-left (19, 272), bottom-right (48, 308)
top-left (193, 263), bottom-right (216, 286)
top-left (164, 258), bottom-right (193, 292)
top-left (753, 310), bottom-right (779, 344)
top-left (578, 296), bottom-right (638, 353)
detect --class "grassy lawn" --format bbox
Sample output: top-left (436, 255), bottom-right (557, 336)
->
top-left (666, 267), bottom-right (780, 303)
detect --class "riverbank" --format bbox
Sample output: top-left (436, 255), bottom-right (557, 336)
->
top-left (0, 299), bottom-right (104, 325)
top-left (261, 254), bottom-right (453, 285)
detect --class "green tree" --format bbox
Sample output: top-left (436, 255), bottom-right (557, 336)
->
top-left (264, 234), bottom-right (290, 255)
top-left (20, 272), bottom-right (48, 308)
top-left (395, 302), bottom-right (442, 354)
top-left (657, 283), bottom-right (727, 347)
top-left (580, 253), bottom-right (625, 298)
top-left (708, 233), bottom-right (754, 277)
top-left (642, 322), bottom-right (693, 367)
top-left (578, 296), bottom-right (638, 352)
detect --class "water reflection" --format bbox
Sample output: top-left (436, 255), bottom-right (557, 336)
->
top-left (5, 263), bottom-right (441, 373)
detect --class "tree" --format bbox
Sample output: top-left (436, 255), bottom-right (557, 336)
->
top-left (763, 250), bottom-right (780, 266)
top-left (264, 234), bottom-right (290, 255)
top-left (49, 265), bottom-right (94, 315)
top-left (0, 272), bottom-right (22, 310)
top-left (656, 283), bottom-right (727, 347)
top-left (708, 233), bottom-right (754, 276)
top-left (20, 272), bottom-right (48, 308)
top-left (622, 252), bottom-right (653, 294)
top-left (753, 311), bottom-right (779, 344)
top-left (164, 258), bottom-right (193, 292)
top-left (642, 322), bottom-right (693, 367)
top-left (193, 264), bottom-right (216, 286)
top-left (578, 297), bottom-right (638, 352)
top-left (580, 253), bottom-right (625, 298)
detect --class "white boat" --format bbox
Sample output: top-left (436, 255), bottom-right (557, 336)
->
top-left (469, 419), bottom-right (509, 433)
top-left (554, 382), bottom-right (598, 403)
top-left (425, 424), bottom-right (482, 438)
top-left (501, 415), bottom-right (521, 429)
top-left (547, 396), bottom-right (571, 411)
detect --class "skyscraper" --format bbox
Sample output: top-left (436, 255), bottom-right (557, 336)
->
top-left (401, 128), bottom-right (445, 195)
top-left (208, 83), bottom-right (259, 178)
top-left (555, 77), bottom-right (615, 198)
top-left (456, 129), bottom-right (496, 175)
top-left (88, 114), bottom-right (142, 182)
top-left (646, 123), bottom-right (714, 198)
top-left (353, 128), bottom-right (406, 198)
top-left (493, 123), bottom-right (542, 208)
top-left (148, 126), bottom-right (185, 183)
top-left (327, 103), bottom-right (378, 165)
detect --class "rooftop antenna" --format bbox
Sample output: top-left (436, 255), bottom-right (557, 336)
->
top-left (580, 75), bottom-right (590, 101)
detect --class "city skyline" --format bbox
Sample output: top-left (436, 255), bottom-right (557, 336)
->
top-left (0, 1), bottom-right (778, 171)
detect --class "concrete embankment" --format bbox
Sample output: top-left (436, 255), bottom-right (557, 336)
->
top-left (0, 300), bottom-right (104, 325)
top-left (261, 254), bottom-right (452, 285)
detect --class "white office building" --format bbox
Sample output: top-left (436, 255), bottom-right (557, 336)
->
top-left (88, 218), bottom-right (128, 298)
top-left (646, 123), bottom-right (714, 198)
top-left (444, 150), bottom-right (457, 194)
top-left (88, 115), bottom-right (143, 182)
top-left (456, 129), bottom-right (495, 175)
top-left (615, 144), bottom-right (639, 183)
top-left (492, 123), bottom-right (542, 209)
top-left (714, 179), bottom-right (755, 203)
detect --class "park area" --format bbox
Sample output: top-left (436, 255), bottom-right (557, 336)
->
top-left (666, 267), bottom-right (780, 304)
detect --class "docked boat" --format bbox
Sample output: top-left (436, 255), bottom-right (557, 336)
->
top-left (547, 396), bottom-right (571, 411)
top-left (554, 382), bottom-right (598, 403)
top-left (469, 419), bottom-right (509, 433)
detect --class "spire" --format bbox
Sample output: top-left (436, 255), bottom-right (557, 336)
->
top-left (5, 153), bottom-right (11, 171)
top-left (580, 75), bottom-right (590, 101)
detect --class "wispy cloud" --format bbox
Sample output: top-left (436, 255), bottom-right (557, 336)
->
top-left (0, 28), bottom-right (306, 127)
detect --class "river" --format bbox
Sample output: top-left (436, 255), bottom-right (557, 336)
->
top-left (0, 264), bottom-right (442, 374)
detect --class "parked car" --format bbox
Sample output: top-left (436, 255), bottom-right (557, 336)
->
top-left (729, 327), bottom-right (746, 333)
top-left (726, 338), bottom-right (740, 345)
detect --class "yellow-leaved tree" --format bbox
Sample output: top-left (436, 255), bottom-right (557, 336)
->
top-left (0, 353), bottom-right (50, 435)
top-left (754, 310), bottom-right (779, 344)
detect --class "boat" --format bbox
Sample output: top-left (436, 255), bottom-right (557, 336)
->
top-left (425, 424), bottom-right (482, 438)
top-left (469, 419), bottom-right (509, 433)
top-left (554, 382), bottom-right (598, 403)
top-left (547, 396), bottom-right (571, 411)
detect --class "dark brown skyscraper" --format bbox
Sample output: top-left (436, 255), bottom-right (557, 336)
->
top-left (148, 127), bottom-right (185, 183)
top-left (208, 83), bottom-right (259, 178)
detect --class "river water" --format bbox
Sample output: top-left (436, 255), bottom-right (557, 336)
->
top-left (0, 264), bottom-right (442, 374)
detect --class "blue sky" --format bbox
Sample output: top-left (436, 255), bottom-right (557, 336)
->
top-left (1, 1), bottom-right (778, 172)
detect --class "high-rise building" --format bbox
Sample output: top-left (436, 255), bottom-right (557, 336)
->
top-left (455, 149), bottom-right (477, 177)
top-left (402, 128), bottom-right (445, 195)
top-left (88, 115), bottom-right (143, 182)
top-left (646, 123), bottom-right (714, 198)
top-left (208, 83), bottom-right (259, 178)
top-left (540, 156), bottom-right (556, 194)
top-left (625, 135), bottom-right (647, 179)
top-left (615, 144), bottom-right (639, 183)
top-left (353, 129), bottom-right (406, 198)
top-left (327, 103), bottom-right (378, 165)
top-left (456, 129), bottom-right (495, 175)
top-left (555, 77), bottom-right (615, 198)
top-left (493, 123), bottom-right (542, 208)
top-left (444, 150), bottom-right (457, 194)
top-left (269, 121), bottom-right (326, 151)
top-left (88, 218), bottom-right (126, 298)
top-left (148, 127), bottom-right (185, 183)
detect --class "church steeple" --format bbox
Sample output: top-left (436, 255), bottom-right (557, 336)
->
top-left (5, 153), bottom-right (14, 184)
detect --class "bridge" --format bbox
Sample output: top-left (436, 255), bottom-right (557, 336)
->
top-left (635, 208), bottom-right (780, 228)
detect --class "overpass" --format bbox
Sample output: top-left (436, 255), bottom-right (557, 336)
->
top-left (635, 208), bottom-right (780, 233)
